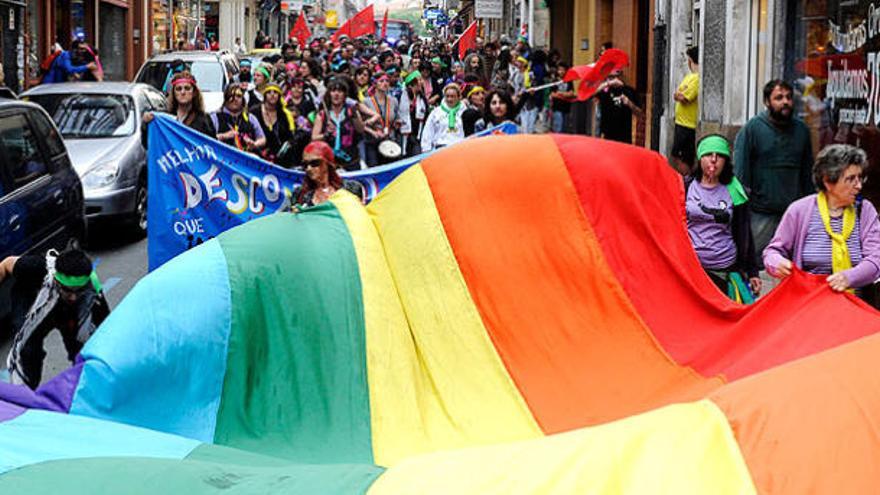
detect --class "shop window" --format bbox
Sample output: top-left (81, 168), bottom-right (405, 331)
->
top-left (785, 0), bottom-right (880, 206)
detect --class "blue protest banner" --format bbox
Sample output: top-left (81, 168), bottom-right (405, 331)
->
top-left (146, 114), bottom-right (516, 270)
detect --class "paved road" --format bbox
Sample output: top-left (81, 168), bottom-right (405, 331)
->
top-left (0, 226), bottom-right (148, 386)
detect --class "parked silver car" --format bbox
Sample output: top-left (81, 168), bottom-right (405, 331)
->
top-left (134, 50), bottom-right (240, 113)
top-left (21, 82), bottom-right (167, 237)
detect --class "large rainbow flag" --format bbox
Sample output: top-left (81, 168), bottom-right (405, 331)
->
top-left (1, 135), bottom-right (879, 493)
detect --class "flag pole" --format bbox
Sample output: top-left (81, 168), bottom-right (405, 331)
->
top-left (526, 80), bottom-right (565, 92)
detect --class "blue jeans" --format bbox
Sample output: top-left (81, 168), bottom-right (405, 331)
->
top-left (552, 111), bottom-right (568, 133)
top-left (519, 106), bottom-right (538, 134)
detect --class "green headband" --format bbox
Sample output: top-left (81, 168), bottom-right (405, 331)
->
top-left (404, 70), bottom-right (422, 85)
top-left (54, 271), bottom-right (90, 288)
top-left (255, 67), bottom-right (271, 80)
top-left (697, 135), bottom-right (730, 159)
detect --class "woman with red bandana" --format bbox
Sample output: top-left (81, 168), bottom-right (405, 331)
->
top-left (141, 71), bottom-right (216, 147)
top-left (291, 141), bottom-right (365, 208)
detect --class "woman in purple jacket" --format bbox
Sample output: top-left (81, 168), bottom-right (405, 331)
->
top-left (764, 144), bottom-right (880, 295)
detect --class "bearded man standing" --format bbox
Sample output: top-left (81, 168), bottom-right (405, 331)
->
top-left (734, 79), bottom-right (814, 264)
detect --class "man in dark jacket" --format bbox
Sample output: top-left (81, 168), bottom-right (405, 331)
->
top-left (734, 79), bottom-right (814, 265)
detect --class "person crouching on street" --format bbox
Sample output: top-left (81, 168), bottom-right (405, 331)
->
top-left (0, 248), bottom-right (110, 389)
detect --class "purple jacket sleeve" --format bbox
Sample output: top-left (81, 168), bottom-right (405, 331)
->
top-left (842, 200), bottom-right (880, 288)
top-left (763, 202), bottom-right (804, 276)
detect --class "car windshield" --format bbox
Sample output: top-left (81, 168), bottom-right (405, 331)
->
top-left (136, 60), bottom-right (225, 92)
top-left (28, 94), bottom-right (135, 139)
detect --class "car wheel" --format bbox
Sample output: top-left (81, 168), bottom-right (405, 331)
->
top-left (132, 176), bottom-right (148, 237)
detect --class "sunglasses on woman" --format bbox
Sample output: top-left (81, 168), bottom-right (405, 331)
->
top-left (303, 159), bottom-right (324, 168)
top-left (174, 85), bottom-right (194, 93)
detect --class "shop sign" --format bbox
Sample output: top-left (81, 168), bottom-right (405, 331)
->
top-left (325, 10), bottom-right (338, 28)
top-left (424, 8), bottom-right (443, 20)
top-left (819, 3), bottom-right (880, 126)
top-left (475, 0), bottom-right (503, 19)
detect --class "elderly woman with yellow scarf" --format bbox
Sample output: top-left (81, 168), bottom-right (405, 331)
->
top-left (764, 144), bottom-right (880, 296)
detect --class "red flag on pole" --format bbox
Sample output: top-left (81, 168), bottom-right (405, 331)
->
top-left (563, 48), bottom-right (630, 101)
top-left (289, 13), bottom-right (311, 47)
top-left (349, 4), bottom-right (375, 39)
top-left (381, 9), bottom-right (389, 40)
top-left (331, 18), bottom-right (351, 43)
top-left (456, 20), bottom-right (478, 60)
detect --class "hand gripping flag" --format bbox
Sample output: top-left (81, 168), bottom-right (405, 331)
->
top-left (564, 48), bottom-right (630, 100)
top-left (289, 13), bottom-right (311, 47)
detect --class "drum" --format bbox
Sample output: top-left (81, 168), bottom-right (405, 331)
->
top-left (378, 139), bottom-right (402, 160)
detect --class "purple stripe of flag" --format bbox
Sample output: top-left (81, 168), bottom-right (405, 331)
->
top-left (0, 361), bottom-right (84, 413)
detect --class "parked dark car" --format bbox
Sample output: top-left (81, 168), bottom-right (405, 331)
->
top-left (0, 97), bottom-right (85, 332)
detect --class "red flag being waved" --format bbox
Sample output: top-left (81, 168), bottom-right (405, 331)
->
top-left (350, 4), bottom-right (375, 38)
top-left (456, 21), bottom-right (477, 60)
top-left (381, 9), bottom-right (389, 39)
top-left (564, 48), bottom-right (630, 100)
top-left (331, 19), bottom-right (350, 43)
top-left (289, 13), bottom-right (311, 47)
top-left (332, 4), bottom-right (374, 42)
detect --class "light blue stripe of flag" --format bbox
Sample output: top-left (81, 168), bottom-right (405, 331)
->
top-left (70, 239), bottom-right (232, 442)
top-left (0, 409), bottom-right (200, 474)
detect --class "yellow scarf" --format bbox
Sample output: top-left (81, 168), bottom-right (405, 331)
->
top-left (817, 192), bottom-right (856, 288)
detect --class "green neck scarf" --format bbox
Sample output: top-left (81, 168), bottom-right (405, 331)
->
top-left (440, 100), bottom-right (461, 130)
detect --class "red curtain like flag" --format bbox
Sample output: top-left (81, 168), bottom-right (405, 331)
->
top-left (381, 9), bottom-right (389, 39)
top-left (563, 48), bottom-right (630, 100)
top-left (331, 19), bottom-right (351, 43)
top-left (332, 4), bottom-right (374, 42)
top-left (289, 13), bottom-right (311, 47)
top-left (350, 4), bottom-right (375, 38)
top-left (456, 21), bottom-right (477, 60)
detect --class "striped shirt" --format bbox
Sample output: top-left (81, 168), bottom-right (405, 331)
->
top-left (801, 208), bottom-right (862, 275)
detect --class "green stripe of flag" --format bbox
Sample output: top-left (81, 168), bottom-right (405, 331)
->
top-left (0, 446), bottom-right (383, 494)
top-left (213, 206), bottom-right (374, 463)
